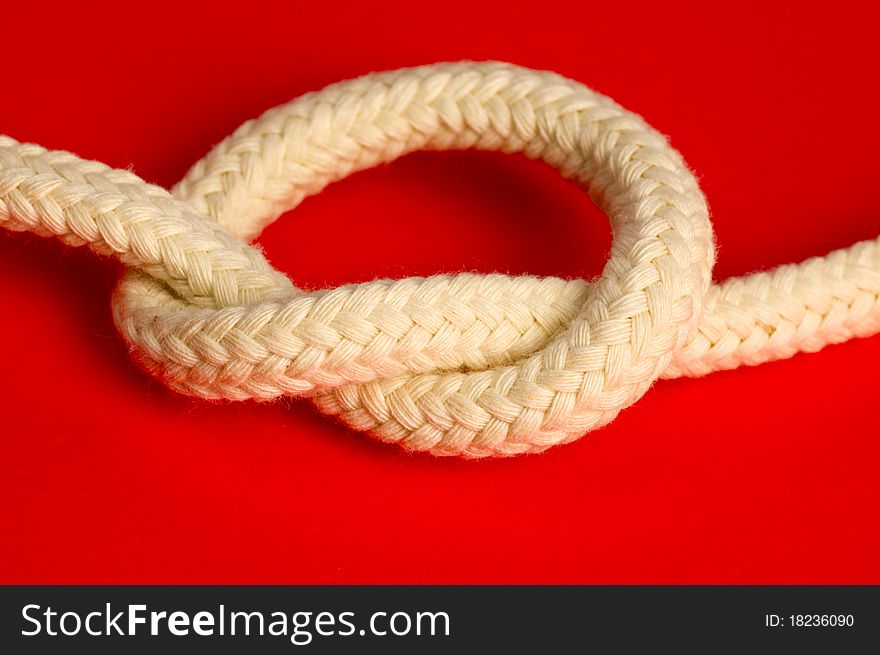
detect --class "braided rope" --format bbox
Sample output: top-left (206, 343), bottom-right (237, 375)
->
top-left (1, 62), bottom-right (878, 457)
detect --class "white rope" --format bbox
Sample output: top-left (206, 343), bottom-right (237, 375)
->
top-left (1, 62), bottom-right (878, 457)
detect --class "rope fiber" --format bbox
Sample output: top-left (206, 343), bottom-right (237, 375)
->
top-left (2, 62), bottom-right (878, 457)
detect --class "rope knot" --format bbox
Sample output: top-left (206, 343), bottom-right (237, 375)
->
top-left (2, 62), bottom-right (877, 457)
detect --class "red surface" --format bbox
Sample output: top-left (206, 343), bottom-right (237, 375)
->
top-left (1, 1), bottom-right (878, 584)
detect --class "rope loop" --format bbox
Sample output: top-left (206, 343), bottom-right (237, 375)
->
top-left (2, 62), bottom-right (878, 457)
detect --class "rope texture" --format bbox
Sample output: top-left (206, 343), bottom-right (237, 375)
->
top-left (1, 62), bottom-right (878, 457)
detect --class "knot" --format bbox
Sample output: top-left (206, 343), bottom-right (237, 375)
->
top-left (2, 62), bottom-right (878, 457)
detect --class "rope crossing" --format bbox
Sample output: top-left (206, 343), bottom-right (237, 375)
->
top-left (1, 62), bottom-right (878, 457)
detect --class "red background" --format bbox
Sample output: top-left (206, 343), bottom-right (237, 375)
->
top-left (1, 1), bottom-right (878, 584)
